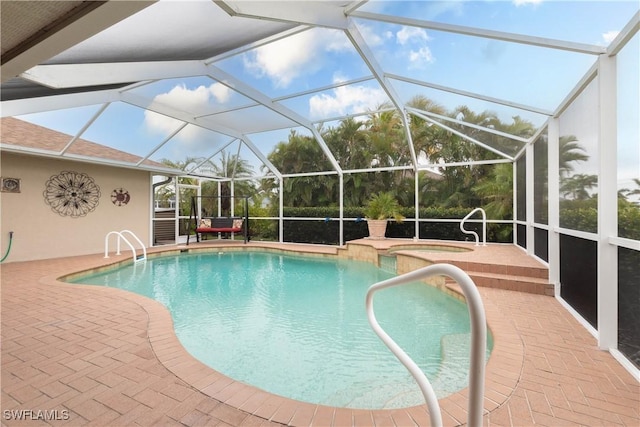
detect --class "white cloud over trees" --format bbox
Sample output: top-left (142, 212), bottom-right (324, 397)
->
top-left (309, 77), bottom-right (388, 119)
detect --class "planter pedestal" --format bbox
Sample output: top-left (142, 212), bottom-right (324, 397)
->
top-left (367, 219), bottom-right (388, 239)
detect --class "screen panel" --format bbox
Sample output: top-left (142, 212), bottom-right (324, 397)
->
top-left (558, 78), bottom-right (599, 234)
top-left (617, 33), bottom-right (640, 241)
top-left (534, 227), bottom-right (548, 262)
top-left (560, 234), bottom-right (597, 328)
top-left (516, 154), bottom-right (526, 222)
top-left (618, 247), bottom-right (640, 369)
top-left (534, 130), bottom-right (548, 225)
top-left (517, 223), bottom-right (527, 249)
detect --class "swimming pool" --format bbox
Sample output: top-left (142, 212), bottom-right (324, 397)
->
top-left (69, 250), bottom-right (491, 409)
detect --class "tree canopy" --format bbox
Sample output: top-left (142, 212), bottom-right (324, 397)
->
top-left (161, 96), bottom-right (635, 228)
top-left (262, 96), bottom-right (535, 215)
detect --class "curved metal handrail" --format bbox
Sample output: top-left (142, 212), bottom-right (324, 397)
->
top-left (104, 230), bottom-right (147, 263)
top-left (366, 263), bottom-right (487, 427)
top-left (460, 207), bottom-right (487, 246)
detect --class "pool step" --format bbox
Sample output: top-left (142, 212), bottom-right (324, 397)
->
top-left (446, 260), bottom-right (548, 280)
top-left (445, 270), bottom-right (553, 296)
top-left (432, 333), bottom-right (473, 388)
top-left (336, 333), bottom-right (487, 409)
top-left (328, 377), bottom-right (424, 409)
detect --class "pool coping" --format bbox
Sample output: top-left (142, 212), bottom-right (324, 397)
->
top-left (51, 241), bottom-right (524, 426)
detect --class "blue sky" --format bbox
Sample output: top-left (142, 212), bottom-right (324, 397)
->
top-left (17, 0), bottom-right (639, 181)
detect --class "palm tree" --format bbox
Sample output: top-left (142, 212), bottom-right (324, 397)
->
top-left (157, 157), bottom-right (203, 214)
top-left (324, 118), bottom-right (380, 206)
top-left (630, 178), bottom-right (640, 198)
top-left (325, 118), bottom-right (372, 170)
top-left (504, 115), bottom-right (536, 140)
top-left (265, 130), bottom-right (336, 207)
top-left (366, 105), bottom-right (406, 168)
top-left (559, 135), bottom-right (589, 177)
top-left (560, 174), bottom-right (597, 200)
top-left (160, 157), bottom-right (200, 185)
top-left (619, 178), bottom-right (640, 204)
top-left (473, 163), bottom-right (513, 219)
top-left (160, 157), bottom-right (197, 170)
top-left (202, 151), bottom-right (254, 214)
top-left (557, 135), bottom-right (593, 203)
top-left (266, 130), bottom-right (332, 174)
top-left (161, 153), bottom-right (255, 216)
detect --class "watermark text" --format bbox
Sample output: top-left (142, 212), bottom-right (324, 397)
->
top-left (3, 409), bottom-right (70, 421)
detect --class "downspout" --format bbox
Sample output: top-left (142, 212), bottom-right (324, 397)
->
top-left (153, 176), bottom-right (173, 190)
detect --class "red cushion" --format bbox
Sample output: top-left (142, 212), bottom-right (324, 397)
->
top-left (196, 227), bottom-right (242, 233)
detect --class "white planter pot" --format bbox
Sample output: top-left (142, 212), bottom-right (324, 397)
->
top-left (367, 219), bottom-right (388, 239)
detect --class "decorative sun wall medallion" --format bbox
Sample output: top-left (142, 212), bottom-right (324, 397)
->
top-left (111, 188), bottom-right (131, 206)
top-left (1, 177), bottom-right (21, 193)
top-left (43, 171), bottom-right (101, 218)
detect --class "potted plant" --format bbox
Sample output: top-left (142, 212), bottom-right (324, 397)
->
top-left (363, 192), bottom-right (404, 239)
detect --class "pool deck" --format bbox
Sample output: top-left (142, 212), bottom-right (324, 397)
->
top-left (2, 240), bottom-right (639, 426)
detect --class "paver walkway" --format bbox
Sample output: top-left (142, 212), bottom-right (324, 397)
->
top-left (2, 243), bottom-right (638, 426)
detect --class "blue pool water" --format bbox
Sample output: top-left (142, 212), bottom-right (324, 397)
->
top-left (70, 250), bottom-right (491, 409)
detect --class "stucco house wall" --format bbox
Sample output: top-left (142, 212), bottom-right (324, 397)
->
top-left (1, 152), bottom-right (151, 262)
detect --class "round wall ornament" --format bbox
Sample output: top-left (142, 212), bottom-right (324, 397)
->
top-left (43, 171), bottom-right (101, 218)
top-left (111, 188), bottom-right (131, 206)
top-left (1, 177), bottom-right (20, 193)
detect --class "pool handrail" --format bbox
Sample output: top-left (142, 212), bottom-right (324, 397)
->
top-left (460, 207), bottom-right (487, 246)
top-left (104, 230), bottom-right (147, 263)
top-left (366, 263), bottom-right (487, 427)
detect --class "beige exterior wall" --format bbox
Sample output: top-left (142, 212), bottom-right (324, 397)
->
top-left (1, 153), bottom-right (152, 262)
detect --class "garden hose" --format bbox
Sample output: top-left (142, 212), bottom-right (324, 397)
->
top-left (1, 231), bottom-right (14, 263)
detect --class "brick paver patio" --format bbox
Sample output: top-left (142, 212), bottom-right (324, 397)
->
top-left (2, 242), bottom-right (638, 426)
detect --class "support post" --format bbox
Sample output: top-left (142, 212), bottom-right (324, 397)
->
top-left (548, 119), bottom-right (561, 296)
top-left (525, 143), bottom-right (535, 256)
top-left (597, 54), bottom-right (618, 350)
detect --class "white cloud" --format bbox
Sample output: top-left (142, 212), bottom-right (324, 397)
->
top-left (144, 110), bottom-right (204, 146)
top-left (357, 23), bottom-right (388, 47)
top-left (144, 82), bottom-right (231, 137)
top-left (396, 26), bottom-right (430, 45)
top-left (424, 1), bottom-right (465, 19)
top-left (309, 80), bottom-right (388, 119)
top-left (408, 47), bottom-right (435, 68)
top-left (323, 29), bottom-right (353, 52)
top-left (209, 82), bottom-right (232, 103)
top-left (512, 0), bottom-right (543, 6)
top-left (602, 30), bottom-right (619, 44)
top-left (241, 25), bottom-right (388, 88)
top-left (144, 110), bottom-right (183, 136)
top-left (243, 29), bottom-right (323, 88)
top-left (153, 82), bottom-right (231, 112)
top-left (393, 26), bottom-right (434, 68)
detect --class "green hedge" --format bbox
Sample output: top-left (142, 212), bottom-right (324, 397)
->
top-left (559, 204), bottom-right (640, 240)
top-left (560, 207), bottom-right (598, 233)
top-left (249, 204), bottom-right (640, 244)
top-left (619, 205), bottom-right (640, 240)
top-left (251, 206), bottom-right (513, 244)
top-left (282, 206), bottom-right (481, 219)
top-left (277, 219), bottom-right (512, 244)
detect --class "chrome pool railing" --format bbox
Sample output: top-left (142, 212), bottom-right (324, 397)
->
top-left (104, 230), bottom-right (147, 263)
top-left (365, 263), bottom-right (487, 427)
top-left (460, 207), bottom-right (487, 246)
